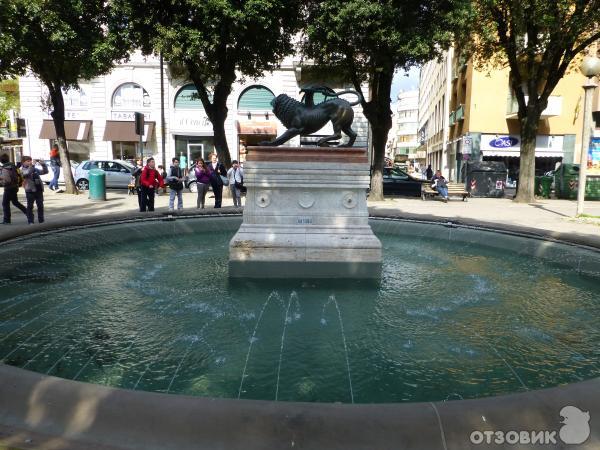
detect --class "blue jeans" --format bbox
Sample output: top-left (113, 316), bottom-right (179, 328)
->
top-left (49, 165), bottom-right (60, 190)
top-left (437, 186), bottom-right (448, 198)
top-left (169, 189), bottom-right (183, 210)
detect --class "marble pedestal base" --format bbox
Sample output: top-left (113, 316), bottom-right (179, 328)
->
top-left (229, 147), bottom-right (382, 279)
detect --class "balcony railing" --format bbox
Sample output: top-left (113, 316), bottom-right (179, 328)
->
top-left (449, 110), bottom-right (456, 126)
top-left (455, 104), bottom-right (465, 121)
top-left (506, 95), bottom-right (562, 118)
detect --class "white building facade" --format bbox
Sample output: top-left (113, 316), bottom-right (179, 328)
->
top-left (418, 49), bottom-right (453, 178)
top-left (19, 52), bottom-right (369, 166)
top-left (391, 89), bottom-right (420, 164)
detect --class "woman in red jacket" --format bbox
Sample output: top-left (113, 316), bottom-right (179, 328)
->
top-left (139, 157), bottom-right (164, 212)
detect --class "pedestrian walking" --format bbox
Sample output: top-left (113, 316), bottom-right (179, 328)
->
top-left (139, 157), bottom-right (164, 212)
top-left (194, 158), bottom-right (211, 209)
top-left (227, 160), bottom-right (244, 208)
top-left (20, 156), bottom-right (48, 224)
top-left (1, 153), bottom-right (27, 224)
top-left (166, 157), bottom-right (184, 211)
top-left (48, 144), bottom-right (61, 191)
top-left (208, 152), bottom-right (227, 208)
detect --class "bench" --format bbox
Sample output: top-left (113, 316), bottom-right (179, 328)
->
top-left (421, 182), bottom-right (470, 201)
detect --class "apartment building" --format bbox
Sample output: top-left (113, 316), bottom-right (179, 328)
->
top-left (419, 45), bottom-right (595, 184)
top-left (389, 89), bottom-right (420, 165)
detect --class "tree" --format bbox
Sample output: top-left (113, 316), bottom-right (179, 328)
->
top-left (114, 0), bottom-right (303, 168)
top-left (303, 0), bottom-right (470, 200)
top-left (0, 0), bottom-right (129, 193)
top-left (468, 1), bottom-right (600, 203)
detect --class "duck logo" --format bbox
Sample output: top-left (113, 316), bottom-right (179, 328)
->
top-left (559, 406), bottom-right (591, 445)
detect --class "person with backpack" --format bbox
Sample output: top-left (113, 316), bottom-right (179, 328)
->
top-left (1, 153), bottom-right (27, 224)
top-left (20, 156), bottom-right (48, 224)
top-left (227, 160), bottom-right (244, 208)
top-left (131, 158), bottom-right (143, 209)
top-left (139, 157), bottom-right (164, 212)
top-left (166, 157), bottom-right (184, 211)
top-left (48, 144), bottom-right (61, 191)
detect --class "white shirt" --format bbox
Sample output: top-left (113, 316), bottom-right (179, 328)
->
top-left (227, 166), bottom-right (243, 184)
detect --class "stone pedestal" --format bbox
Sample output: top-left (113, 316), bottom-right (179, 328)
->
top-left (229, 147), bottom-right (382, 278)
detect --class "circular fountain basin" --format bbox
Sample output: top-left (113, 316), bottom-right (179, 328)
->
top-left (0, 216), bottom-right (599, 406)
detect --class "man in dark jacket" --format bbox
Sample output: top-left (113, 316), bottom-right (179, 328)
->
top-left (208, 152), bottom-right (227, 208)
top-left (1, 153), bottom-right (27, 224)
top-left (20, 156), bottom-right (48, 224)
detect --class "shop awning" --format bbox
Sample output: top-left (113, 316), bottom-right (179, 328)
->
top-left (39, 120), bottom-right (92, 141)
top-left (236, 120), bottom-right (277, 135)
top-left (103, 121), bottom-right (155, 142)
top-left (482, 150), bottom-right (564, 158)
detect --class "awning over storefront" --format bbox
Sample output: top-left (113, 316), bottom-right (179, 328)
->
top-left (39, 120), bottom-right (92, 141)
top-left (103, 121), bottom-right (155, 142)
top-left (236, 120), bottom-right (277, 135)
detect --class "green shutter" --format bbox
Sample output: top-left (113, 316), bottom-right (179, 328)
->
top-left (175, 85), bottom-right (212, 110)
top-left (238, 86), bottom-right (275, 110)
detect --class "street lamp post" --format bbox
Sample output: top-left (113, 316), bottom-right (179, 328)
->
top-left (577, 56), bottom-right (600, 216)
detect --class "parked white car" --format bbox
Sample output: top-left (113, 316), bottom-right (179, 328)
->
top-left (73, 160), bottom-right (136, 190)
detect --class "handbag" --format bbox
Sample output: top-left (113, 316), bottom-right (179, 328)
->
top-left (220, 175), bottom-right (229, 186)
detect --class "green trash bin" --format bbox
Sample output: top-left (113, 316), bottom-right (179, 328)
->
top-left (554, 164), bottom-right (600, 200)
top-left (554, 164), bottom-right (580, 199)
top-left (534, 176), bottom-right (542, 196)
top-left (539, 176), bottom-right (553, 198)
top-left (88, 168), bottom-right (106, 201)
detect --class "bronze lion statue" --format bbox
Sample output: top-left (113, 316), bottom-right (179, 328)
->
top-left (260, 86), bottom-right (363, 147)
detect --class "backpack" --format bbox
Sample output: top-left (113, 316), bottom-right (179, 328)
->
top-left (0, 165), bottom-right (19, 188)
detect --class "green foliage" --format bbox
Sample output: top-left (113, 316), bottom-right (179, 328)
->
top-left (0, 79), bottom-right (19, 123)
top-left (303, 0), bottom-right (471, 81)
top-left (0, 0), bottom-right (128, 89)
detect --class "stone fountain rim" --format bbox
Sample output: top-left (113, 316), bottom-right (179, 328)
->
top-left (1, 210), bottom-right (599, 449)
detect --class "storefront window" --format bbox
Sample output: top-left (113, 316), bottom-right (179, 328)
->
top-left (112, 142), bottom-right (138, 162)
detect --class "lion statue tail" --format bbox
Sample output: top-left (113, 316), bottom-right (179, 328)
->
top-left (332, 89), bottom-right (364, 106)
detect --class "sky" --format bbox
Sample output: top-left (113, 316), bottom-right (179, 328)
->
top-left (390, 66), bottom-right (420, 105)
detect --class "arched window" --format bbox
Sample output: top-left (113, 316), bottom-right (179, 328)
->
top-left (64, 87), bottom-right (89, 108)
top-left (112, 83), bottom-right (150, 109)
top-left (237, 85), bottom-right (275, 111)
top-left (174, 84), bottom-right (211, 109)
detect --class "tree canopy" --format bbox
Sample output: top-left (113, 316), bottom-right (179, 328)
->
top-left (114, 0), bottom-right (304, 167)
top-left (0, 0), bottom-right (129, 193)
top-left (467, 0), bottom-right (600, 203)
top-left (303, 0), bottom-right (471, 200)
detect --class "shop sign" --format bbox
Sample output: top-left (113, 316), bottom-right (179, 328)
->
top-left (111, 111), bottom-right (152, 121)
top-left (489, 136), bottom-right (519, 148)
top-left (462, 136), bottom-right (472, 154)
top-left (172, 111), bottom-right (212, 133)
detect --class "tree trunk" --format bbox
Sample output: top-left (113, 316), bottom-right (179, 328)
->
top-left (48, 84), bottom-right (78, 194)
top-left (514, 115), bottom-right (539, 203)
top-left (358, 69), bottom-right (393, 202)
top-left (211, 103), bottom-right (232, 168)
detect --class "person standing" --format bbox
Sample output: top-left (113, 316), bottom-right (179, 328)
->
top-left (425, 164), bottom-right (433, 180)
top-left (167, 157), bottom-right (184, 211)
top-left (20, 157), bottom-right (48, 224)
top-left (431, 169), bottom-right (449, 202)
top-left (227, 160), bottom-right (244, 208)
top-left (194, 158), bottom-right (211, 209)
top-left (157, 164), bottom-right (168, 196)
top-left (208, 152), bottom-right (227, 208)
top-left (1, 153), bottom-right (27, 224)
top-left (131, 158), bottom-right (144, 209)
top-left (139, 157), bottom-right (164, 212)
top-left (48, 144), bottom-right (61, 191)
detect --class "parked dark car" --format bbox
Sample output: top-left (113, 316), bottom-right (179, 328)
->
top-left (382, 167), bottom-right (425, 196)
